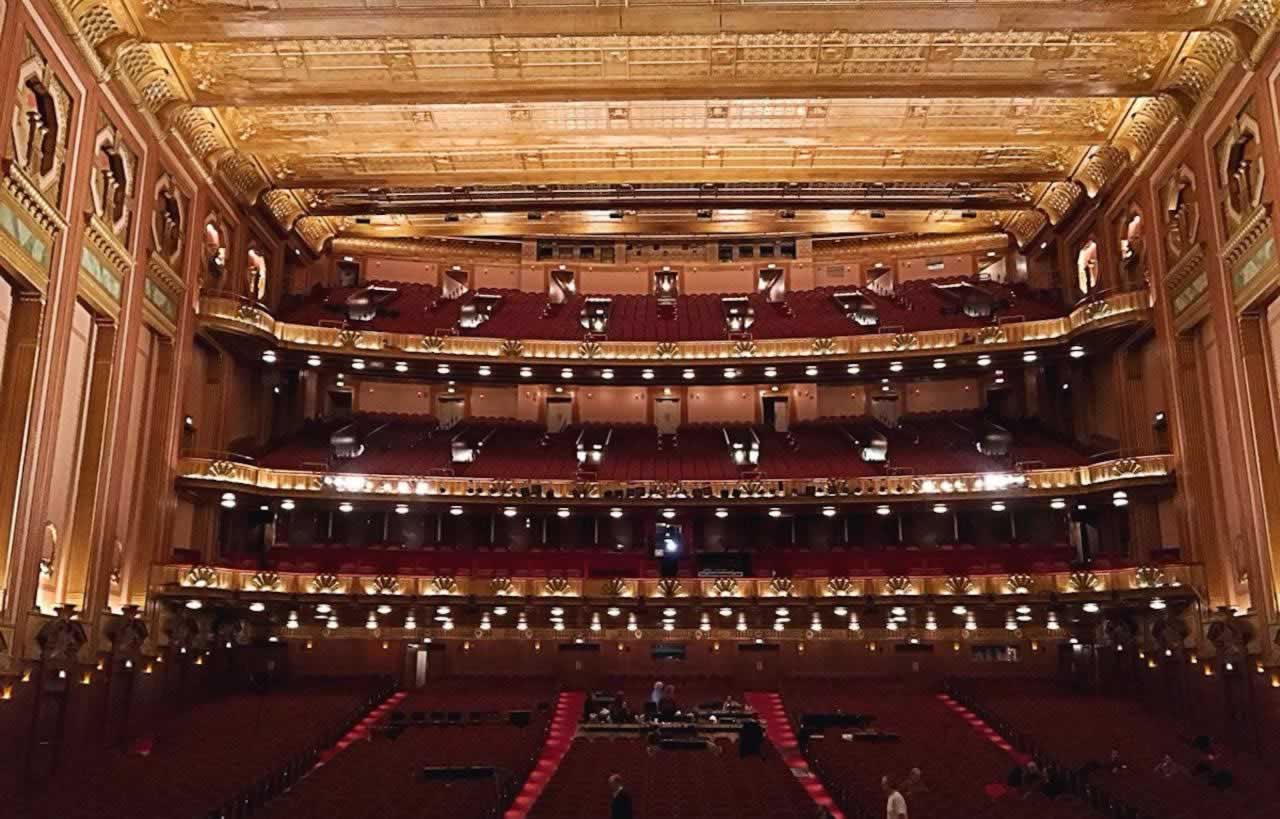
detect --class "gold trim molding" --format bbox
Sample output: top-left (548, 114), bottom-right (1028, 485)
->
top-left (196, 287), bottom-right (1152, 366)
top-left (176, 453), bottom-right (1174, 505)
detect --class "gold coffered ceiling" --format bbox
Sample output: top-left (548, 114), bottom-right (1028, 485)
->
top-left (64, 0), bottom-right (1277, 245)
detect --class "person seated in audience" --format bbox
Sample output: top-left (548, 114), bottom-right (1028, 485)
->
top-left (609, 691), bottom-right (632, 724)
top-left (1105, 748), bottom-right (1128, 774)
top-left (608, 773), bottom-right (634, 819)
top-left (900, 767), bottom-right (927, 795)
top-left (882, 775), bottom-right (908, 819)
top-left (722, 694), bottom-right (744, 711)
top-left (657, 684), bottom-right (678, 720)
top-left (1154, 753), bottom-right (1186, 779)
top-left (739, 717), bottom-right (765, 758)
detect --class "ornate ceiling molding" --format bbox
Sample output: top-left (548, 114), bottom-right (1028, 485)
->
top-left (46, 0), bottom-right (1280, 250)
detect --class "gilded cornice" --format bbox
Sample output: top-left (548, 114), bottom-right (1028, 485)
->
top-left (1038, 181), bottom-right (1086, 226)
top-left (811, 231), bottom-right (1010, 261)
top-left (329, 235), bottom-right (522, 263)
top-left (1005, 211), bottom-right (1051, 248)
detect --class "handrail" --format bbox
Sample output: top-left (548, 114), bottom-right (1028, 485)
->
top-left (204, 678), bottom-right (396, 819)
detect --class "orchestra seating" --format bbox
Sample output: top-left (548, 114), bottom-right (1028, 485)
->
top-left (950, 679), bottom-right (1280, 819)
top-left (252, 412), bottom-right (1092, 480)
top-left (12, 677), bottom-right (391, 819)
top-left (235, 544), bottom-right (1085, 579)
top-left (526, 735), bottom-right (817, 819)
top-left (783, 679), bottom-right (1097, 819)
top-left (278, 278), bottom-right (1066, 342)
top-left (257, 678), bottom-right (557, 819)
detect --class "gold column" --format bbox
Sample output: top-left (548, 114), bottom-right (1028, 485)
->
top-left (1233, 314), bottom-right (1280, 638)
top-left (0, 291), bottom-right (47, 606)
top-left (61, 317), bottom-right (117, 611)
top-left (1172, 334), bottom-right (1237, 604)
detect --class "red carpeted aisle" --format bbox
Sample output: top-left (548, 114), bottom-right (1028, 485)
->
top-left (504, 690), bottom-right (586, 819)
top-left (937, 693), bottom-right (1028, 763)
top-left (319, 690), bottom-right (408, 766)
top-left (745, 691), bottom-right (845, 819)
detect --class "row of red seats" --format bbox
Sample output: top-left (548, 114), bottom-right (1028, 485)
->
top-left (277, 278), bottom-right (1066, 342)
top-left (259, 681), bottom-right (557, 819)
top-left (953, 679), bottom-right (1280, 819)
top-left (221, 544), bottom-right (1089, 577)
top-left (783, 681), bottom-right (1098, 819)
top-left (255, 412), bottom-right (1090, 479)
top-left (528, 736), bottom-right (817, 819)
top-left (13, 678), bottom-right (389, 819)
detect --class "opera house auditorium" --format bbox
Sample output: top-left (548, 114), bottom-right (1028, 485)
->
top-left (2, 2), bottom-right (1280, 818)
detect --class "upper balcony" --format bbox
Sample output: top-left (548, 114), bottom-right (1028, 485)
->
top-left (178, 412), bottom-right (1173, 509)
top-left (195, 279), bottom-right (1152, 375)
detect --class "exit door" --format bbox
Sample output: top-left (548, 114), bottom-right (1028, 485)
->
top-left (762, 396), bottom-right (789, 432)
top-left (546, 396), bottom-right (573, 432)
top-left (436, 395), bottom-right (465, 428)
top-left (654, 397), bottom-right (681, 434)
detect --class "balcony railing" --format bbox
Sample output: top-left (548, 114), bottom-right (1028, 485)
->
top-left (195, 287), bottom-right (1152, 366)
top-left (176, 452), bottom-right (1175, 505)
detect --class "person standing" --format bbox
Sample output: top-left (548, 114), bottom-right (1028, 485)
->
top-left (882, 775), bottom-right (908, 819)
top-left (609, 773), bottom-right (634, 819)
